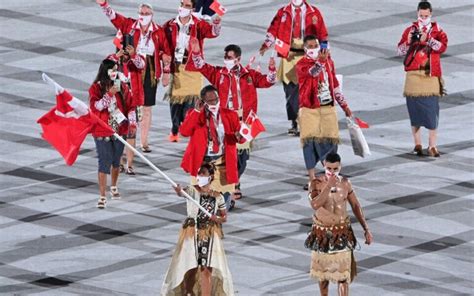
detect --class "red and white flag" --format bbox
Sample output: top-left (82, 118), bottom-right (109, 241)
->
top-left (113, 30), bottom-right (123, 49)
top-left (355, 117), bottom-right (370, 129)
top-left (239, 111), bottom-right (266, 141)
top-left (37, 73), bottom-right (111, 165)
top-left (210, 1), bottom-right (227, 16)
top-left (274, 38), bottom-right (290, 57)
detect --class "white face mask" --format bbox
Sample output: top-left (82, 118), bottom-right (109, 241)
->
top-left (418, 16), bottom-right (431, 27)
top-left (292, 0), bottom-right (304, 7)
top-left (305, 47), bottom-right (319, 60)
top-left (108, 69), bottom-right (118, 80)
top-left (138, 14), bottom-right (152, 27)
top-left (206, 101), bottom-right (220, 116)
top-left (325, 168), bottom-right (340, 178)
top-left (224, 59), bottom-right (237, 71)
top-left (178, 6), bottom-right (192, 18)
top-left (197, 175), bottom-right (211, 187)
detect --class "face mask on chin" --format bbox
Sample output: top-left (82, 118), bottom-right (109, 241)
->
top-left (197, 175), bottom-right (211, 187)
top-left (291, 0), bottom-right (304, 7)
top-left (418, 16), bottom-right (431, 27)
top-left (178, 6), bottom-right (192, 18)
top-left (108, 69), bottom-right (118, 80)
top-left (224, 59), bottom-right (237, 71)
top-left (138, 14), bottom-right (152, 27)
top-left (305, 48), bottom-right (319, 60)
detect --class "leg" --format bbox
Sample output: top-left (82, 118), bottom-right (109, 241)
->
top-left (283, 82), bottom-right (300, 135)
top-left (318, 280), bottom-right (329, 296)
top-left (428, 128), bottom-right (440, 157)
top-left (111, 139), bottom-right (125, 187)
top-left (111, 167), bottom-right (120, 187)
top-left (94, 138), bottom-right (112, 208)
top-left (184, 268), bottom-right (198, 295)
top-left (338, 281), bottom-right (349, 296)
top-left (237, 149), bottom-right (250, 178)
top-left (200, 267), bottom-right (213, 296)
top-left (411, 126), bottom-right (422, 146)
top-left (303, 141), bottom-right (318, 189)
top-left (98, 172), bottom-right (107, 196)
top-left (411, 126), bottom-right (423, 155)
top-left (126, 137), bottom-right (136, 174)
top-left (140, 106), bottom-right (152, 149)
top-left (428, 128), bottom-right (437, 148)
top-left (169, 102), bottom-right (181, 136)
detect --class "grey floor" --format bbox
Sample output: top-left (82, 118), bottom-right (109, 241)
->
top-left (1, 0), bottom-right (473, 295)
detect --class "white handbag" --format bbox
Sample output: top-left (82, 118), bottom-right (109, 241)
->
top-left (346, 117), bottom-right (371, 158)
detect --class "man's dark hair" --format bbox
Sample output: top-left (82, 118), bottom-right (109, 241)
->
top-left (325, 153), bottom-right (341, 164)
top-left (181, 0), bottom-right (196, 8)
top-left (200, 85), bottom-right (218, 99)
top-left (224, 44), bottom-right (242, 58)
top-left (418, 1), bottom-right (432, 11)
top-left (304, 34), bottom-right (317, 44)
top-left (199, 162), bottom-right (215, 176)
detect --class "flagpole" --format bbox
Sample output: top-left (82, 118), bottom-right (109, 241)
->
top-left (112, 133), bottom-right (214, 218)
top-left (41, 72), bottom-right (213, 217)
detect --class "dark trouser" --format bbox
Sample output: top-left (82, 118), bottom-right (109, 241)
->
top-left (169, 101), bottom-right (193, 135)
top-left (283, 82), bottom-right (299, 122)
top-left (143, 57), bottom-right (157, 106)
top-left (237, 149), bottom-right (250, 178)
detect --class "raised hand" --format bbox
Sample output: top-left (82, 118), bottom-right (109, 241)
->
top-left (96, 0), bottom-right (106, 5)
top-left (125, 45), bottom-right (135, 56)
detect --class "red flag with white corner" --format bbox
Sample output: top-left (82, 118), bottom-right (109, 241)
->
top-left (274, 38), bottom-right (290, 57)
top-left (210, 1), bottom-right (227, 16)
top-left (37, 73), bottom-right (112, 165)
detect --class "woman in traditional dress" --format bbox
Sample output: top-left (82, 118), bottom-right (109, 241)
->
top-left (161, 162), bottom-right (234, 296)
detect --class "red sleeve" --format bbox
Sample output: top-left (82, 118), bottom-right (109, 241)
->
top-left (250, 70), bottom-right (274, 88)
top-left (267, 9), bottom-right (283, 38)
top-left (432, 27), bottom-right (448, 54)
top-left (199, 20), bottom-right (216, 39)
top-left (89, 83), bottom-right (103, 116)
top-left (179, 109), bottom-right (204, 137)
top-left (185, 53), bottom-right (220, 85)
top-left (329, 59), bottom-right (339, 89)
top-left (398, 26), bottom-right (411, 47)
top-left (123, 85), bottom-right (135, 114)
top-left (156, 28), bottom-right (171, 56)
top-left (110, 13), bottom-right (134, 33)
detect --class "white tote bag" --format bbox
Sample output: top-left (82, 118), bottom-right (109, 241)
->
top-left (346, 117), bottom-right (371, 158)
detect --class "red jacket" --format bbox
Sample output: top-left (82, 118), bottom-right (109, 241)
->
top-left (89, 82), bottom-right (134, 137)
top-left (397, 22), bottom-right (448, 77)
top-left (110, 14), bottom-right (170, 79)
top-left (180, 108), bottom-right (242, 184)
top-left (296, 56), bottom-right (340, 109)
top-left (263, 2), bottom-right (328, 58)
top-left (187, 55), bottom-right (275, 120)
top-left (163, 16), bottom-right (219, 73)
top-left (120, 53), bottom-right (145, 107)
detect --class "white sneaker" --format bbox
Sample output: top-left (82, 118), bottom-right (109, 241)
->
top-left (97, 196), bottom-right (107, 209)
top-left (110, 186), bottom-right (121, 200)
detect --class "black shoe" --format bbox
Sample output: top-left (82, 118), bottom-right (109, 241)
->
top-left (288, 127), bottom-right (299, 136)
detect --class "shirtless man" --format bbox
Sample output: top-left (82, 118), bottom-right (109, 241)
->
top-left (306, 153), bottom-right (373, 296)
